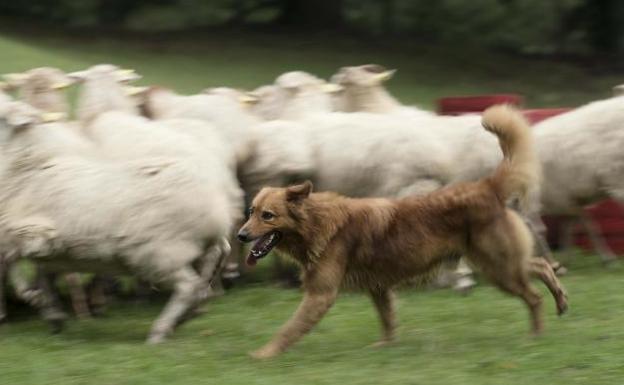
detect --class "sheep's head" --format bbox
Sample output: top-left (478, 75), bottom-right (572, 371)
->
top-left (248, 71), bottom-right (340, 120)
top-left (0, 102), bottom-right (65, 133)
top-left (202, 86), bottom-right (260, 107)
top-left (3, 67), bottom-right (75, 92)
top-left (68, 64), bottom-right (141, 84)
top-left (331, 64), bottom-right (396, 87)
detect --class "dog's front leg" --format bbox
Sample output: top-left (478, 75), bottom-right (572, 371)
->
top-left (369, 288), bottom-right (396, 346)
top-left (251, 256), bottom-right (345, 359)
top-left (251, 290), bottom-right (338, 359)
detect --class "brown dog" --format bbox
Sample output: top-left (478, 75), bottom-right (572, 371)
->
top-left (238, 105), bottom-right (568, 359)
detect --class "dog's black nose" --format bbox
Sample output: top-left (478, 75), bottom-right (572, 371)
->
top-left (237, 230), bottom-right (251, 243)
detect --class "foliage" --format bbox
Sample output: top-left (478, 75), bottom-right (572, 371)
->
top-left (0, 0), bottom-right (622, 55)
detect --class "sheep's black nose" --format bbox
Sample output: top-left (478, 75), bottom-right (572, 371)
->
top-left (237, 230), bottom-right (251, 243)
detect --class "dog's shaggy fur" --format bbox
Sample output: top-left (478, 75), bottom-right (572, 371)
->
top-left (239, 105), bottom-right (568, 359)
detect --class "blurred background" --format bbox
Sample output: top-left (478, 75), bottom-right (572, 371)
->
top-left (1, 1), bottom-right (623, 384)
top-left (1, 0), bottom-right (624, 107)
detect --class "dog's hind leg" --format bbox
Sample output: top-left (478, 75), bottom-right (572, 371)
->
top-left (478, 263), bottom-right (544, 335)
top-left (469, 212), bottom-right (544, 335)
top-left (528, 258), bottom-right (568, 315)
top-left (369, 288), bottom-right (396, 346)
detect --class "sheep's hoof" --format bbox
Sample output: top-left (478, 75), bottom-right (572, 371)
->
top-left (146, 333), bottom-right (167, 344)
top-left (368, 339), bottom-right (394, 348)
top-left (602, 258), bottom-right (620, 269)
top-left (249, 345), bottom-right (281, 360)
top-left (90, 306), bottom-right (108, 318)
top-left (453, 276), bottom-right (476, 295)
top-left (48, 319), bottom-right (65, 334)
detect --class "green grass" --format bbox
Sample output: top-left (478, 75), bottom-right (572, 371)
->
top-left (1, 29), bottom-right (624, 384)
top-left (1, 254), bottom-right (623, 385)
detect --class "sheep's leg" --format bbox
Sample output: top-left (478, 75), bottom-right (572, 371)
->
top-left (64, 273), bottom-right (91, 319)
top-left (174, 240), bottom-right (230, 328)
top-left (87, 275), bottom-right (109, 316)
top-left (0, 259), bottom-right (7, 324)
top-left (560, 216), bottom-right (577, 253)
top-left (221, 231), bottom-right (242, 284)
top-left (396, 180), bottom-right (443, 199)
top-left (452, 258), bottom-right (476, 293)
top-left (579, 210), bottom-right (618, 265)
top-left (523, 214), bottom-right (567, 275)
top-left (147, 267), bottom-right (206, 344)
top-left (35, 269), bottom-right (68, 334)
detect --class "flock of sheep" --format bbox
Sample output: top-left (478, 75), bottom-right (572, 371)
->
top-left (0, 63), bottom-right (622, 343)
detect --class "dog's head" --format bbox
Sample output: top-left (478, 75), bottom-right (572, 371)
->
top-left (238, 181), bottom-right (313, 266)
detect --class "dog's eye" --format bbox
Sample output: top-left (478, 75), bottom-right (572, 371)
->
top-left (261, 211), bottom-right (275, 221)
top-left (246, 207), bottom-right (254, 218)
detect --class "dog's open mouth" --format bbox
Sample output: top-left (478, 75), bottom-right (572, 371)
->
top-left (246, 231), bottom-right (282, 266)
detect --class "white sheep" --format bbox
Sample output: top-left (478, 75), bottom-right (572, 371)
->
top-left (2, 66), bottom-right (143, 318)
top-left (0, 101), bottom-right (235, 343)
top-left (247, 71), bottom-right (341, 121)
top-left (526, 95), bottom-right (624, 263)
top-left (76, 65), bottom-right (244, 285)
top-left (330, 64), bottom-right (433, 118)
top-left (138, 86), bottom-right (259, 166)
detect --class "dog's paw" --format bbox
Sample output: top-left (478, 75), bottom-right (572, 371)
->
top-left (249, 345), bottom-right (281, 360)
top-left (556, 292), bottom-right (569, 316)
top-left (368, 339), bottom-right (394, 349)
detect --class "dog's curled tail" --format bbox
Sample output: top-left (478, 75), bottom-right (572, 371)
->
top-left (482, 104), bottom-right (540, 207)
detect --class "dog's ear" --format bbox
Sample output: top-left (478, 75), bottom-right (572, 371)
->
top-left (286, 180), bottom-right (313, 202)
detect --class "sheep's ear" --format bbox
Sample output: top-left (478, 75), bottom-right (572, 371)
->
top-left (372, 69), bottom-right (396, 83)
top-left (286, 180), bottom-right (313, 202)
top-left (3, 72), bottom-right (29, 87)
top-left (67, 70), bottom-right (89, 83)
top-left (5, 103), bottom-right (40, 128)
top-left (613, 84), bottom-right (624, 96)
top-left (125, 86), bottom-right (149, 96)
top-left (115, 68), bottom-right (141, 83)
top-left (41, 112), bottom-right (67, 122)
top-left (239, 93), bottom-right (260, 105)
top-left (322, 83), bottom-right (344, 93)
top-left (51, 78), bottom-right (75, 90)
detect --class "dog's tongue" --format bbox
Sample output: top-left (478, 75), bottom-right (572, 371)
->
top-left (246, 253), bottom-right (258, 266)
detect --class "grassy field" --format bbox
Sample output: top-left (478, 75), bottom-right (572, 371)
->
top-left (1, 254), bottom-right (623, 385)
top-left (1, 28), bottom-right (624, 384)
